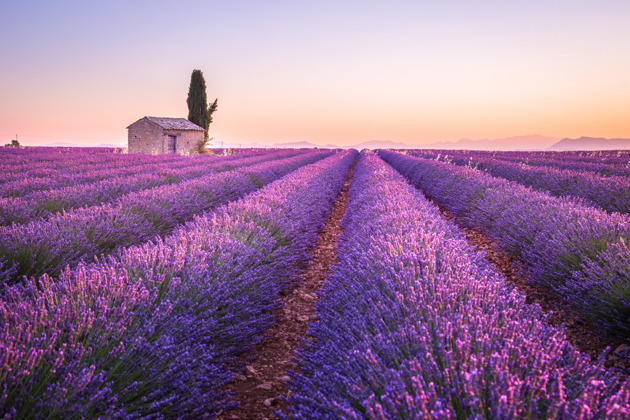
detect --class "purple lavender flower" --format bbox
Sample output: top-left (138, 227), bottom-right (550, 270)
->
top-left (0, 150), bottom-right (357, 417)
top-left (378, 150), bottom-right (630, 337)
top-left (289, 151), bottom-right (630, 419)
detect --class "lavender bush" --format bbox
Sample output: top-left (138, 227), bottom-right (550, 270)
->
top-left (0, 149), bottom-right (283, 199)
top-left (1, 155), bottom-right (190, 198)
top-left (1, 148), bottom-right (185, 189)
top-left (0, 150), bottom-right (331, 284)
top-left (378, 150), bottom-right (630, 337)
top-left (406, 149), bottom-right (630, 178)
top-left (288, 151), bottom-right (630, 419)
top-left (0, 150), bottom-right (299, 225)
top-left (407, 151), bottom-right (630, 214)
top-left (0, 150), bottom-right (357, 418)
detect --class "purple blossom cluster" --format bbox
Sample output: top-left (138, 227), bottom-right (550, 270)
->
top-left (378, 150), bottom-right (630, 337)
top-left (0, 150), bottom-right (332, 284)
top-left (0, 150), bottom-right (357, 418)
top-left (288, 151), bottom-right (630, 419)
top-left (404, 150), bottom-right (630, 214)
top-left (0, 150), bottom-right (299, 226)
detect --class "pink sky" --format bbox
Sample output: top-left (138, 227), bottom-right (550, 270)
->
top-left (1, 1), bottom-right (629, 147)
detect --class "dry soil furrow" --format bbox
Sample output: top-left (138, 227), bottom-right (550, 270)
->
top-left (216, 160), bottom-right (356, 419)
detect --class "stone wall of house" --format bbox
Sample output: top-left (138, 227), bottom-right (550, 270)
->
top-left (128, 119), bottom-right (165, 154)
top-left (128, 119), bottom-right (203, 155)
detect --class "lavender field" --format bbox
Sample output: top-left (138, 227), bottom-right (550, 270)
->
top-left (1, 147), bottom-right (629, 418)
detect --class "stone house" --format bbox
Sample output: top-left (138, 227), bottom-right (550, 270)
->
top-left (127, 116), bottom-right (204, 155)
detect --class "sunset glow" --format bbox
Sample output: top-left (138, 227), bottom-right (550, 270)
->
top-left (1, 0), bottom-right (629, 147)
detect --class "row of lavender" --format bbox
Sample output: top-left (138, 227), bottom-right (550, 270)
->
top-left (407, 149), bottom-right (630, 178)
top-left (493, 151), bottom-right (630, 176)
top-left (0, 150), bottom-right (300, 226)
top-left (410, 148), bottom-right (630, 168)
top-left (0, 149), bottom-right (357, 418)
top-left (442, 149), bottom-right (630, 166)
top-left (492, 149), bottom-right (630, 170)
top-left (0, 150), bottom-right (332, 284)
top-left (405, 150), bottom-right (630, 214)
top-left (0, 150), bottom-right (267, 198)
top-left (378, 150), bottom-right (630, 338)
top-left (0, 147), bottom-right (162, 178)
top-left (289, 151), bottom-right (629, 419)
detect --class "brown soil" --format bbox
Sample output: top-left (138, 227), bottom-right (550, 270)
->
top-left (437, 205), bottom-right (629, 374)
top-left (216, 159), bottom-right (356, 420)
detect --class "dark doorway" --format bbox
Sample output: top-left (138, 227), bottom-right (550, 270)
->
top-left (167, 135), bottom-right (177, 153)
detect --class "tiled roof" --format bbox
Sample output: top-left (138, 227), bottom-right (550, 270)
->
top-left (143, 117), bottom-right (204, 131)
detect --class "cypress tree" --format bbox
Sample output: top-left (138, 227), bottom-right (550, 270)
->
top-left (186, 69), bottom-right (211, 140)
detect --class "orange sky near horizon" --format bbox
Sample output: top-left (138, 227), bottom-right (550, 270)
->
top-left (1, 1), bottom-right (629, 148)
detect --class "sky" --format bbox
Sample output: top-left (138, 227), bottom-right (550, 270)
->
top-left (1, 0), bottom-right (629, 148)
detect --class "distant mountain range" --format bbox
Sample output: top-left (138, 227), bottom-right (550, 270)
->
top-left (217, 141), bottom-right (339, 149)
top-left (40, 136), bottom-right (630, 151)
top-left (230, 135), bottom-right (559, 150)
top-left (418, 135), bottom-right (560, 151)
top-left (547, 137), bottom-right (630, 151)
top-left (263, 135), bottom-right (561, 151)
top-left (351, 140), bottom-right (414, 150)
top-left (273, 141), bottom-right (327, 149)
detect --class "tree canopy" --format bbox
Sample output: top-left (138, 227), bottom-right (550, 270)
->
top-left (4, 139), bottom-right (20, 147)
top-left (186, 70), bottom-right (218, 143)
top-left (187, 69), bottom-right (209, 139)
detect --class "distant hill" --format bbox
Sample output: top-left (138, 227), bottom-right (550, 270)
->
top-left (215, 141), bottom-right (324, 149)
top-left (547, 137), bottom-right (630, 151)
top-left (272, 141), bottom-right (322, 148)
top-left (212, 141), bottom-right (265, 149)
top-left (42, 142), bottom-right (83, 147)
top-left (46, 135), bottom-right (627, 151)
top-left (96, 143), bottom-right (125, 148)
top-left (219, 136), bottom-right (561, 151)
top-left (271, 139), bottom-right (419, 150)
top-left (419, 135), bottom-right (559, 151)
top-left (352, 140), bottom-right (416, 150)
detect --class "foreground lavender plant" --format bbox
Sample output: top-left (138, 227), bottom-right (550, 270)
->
top-left (288, 151), bottom-right (630, 419)
top-left (0, 150), bottom-right (331, 284)
top-left (379, 150), bottom-right (630, 338)
top-left (0, 150), bottom-right (357, 418)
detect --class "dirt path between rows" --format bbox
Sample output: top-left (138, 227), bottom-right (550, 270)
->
top-left (437, 206), bottom-right (629, 374)
top-left (217, 160), bottom-right (356, 420)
